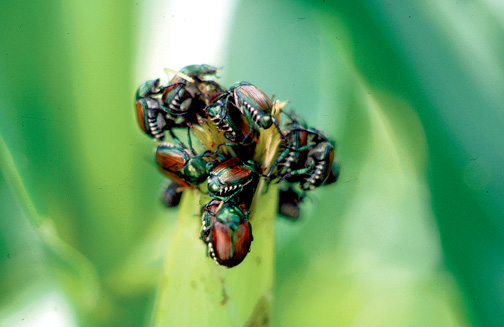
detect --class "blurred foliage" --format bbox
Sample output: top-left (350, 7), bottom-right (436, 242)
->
top-left (1, 0), bottom-right (503, 326)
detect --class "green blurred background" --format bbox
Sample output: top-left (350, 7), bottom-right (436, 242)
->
top-left (1, 0), bottom-right (503, 326)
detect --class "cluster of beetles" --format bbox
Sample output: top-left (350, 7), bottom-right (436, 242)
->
top-left (135, 64), bottom-right (339, 268)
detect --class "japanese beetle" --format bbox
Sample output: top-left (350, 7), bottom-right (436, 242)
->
top-left (204, 95), bottom-right (255, 143)
top-left (135, 79), bottom-right (175, 140)
top-left (201, 199), bottom-right (253, 268)
top-left (155, 142), bottom-right (210, 187)
top-left (181, 64), bottom-right (218, 80)
top-left (278, 186), bottom-right (304, 220)
top-left (283, 140), bottom-right (335, 191)
top-left (204, 82), bottom-right (274, 144)
top-left (161, 182), bottom-right (184, 208)
top-left (268, 114), bottom-right (314, 180)
top-left (229, 82), bottom-right (273, 129)
top-left (207, 157), bottom-right (258, 201)
top-left (267, 112), bottom-right (338, 191)
top-left (197, 80), bottom-right (227, 106)
top-left (162, 64), bottom-right (223, 118)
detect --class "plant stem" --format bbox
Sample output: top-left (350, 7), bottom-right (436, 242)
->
top-left (151, 178), bottom-right (277, 327)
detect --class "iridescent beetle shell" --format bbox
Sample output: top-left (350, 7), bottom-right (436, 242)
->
top-left (135, 79), bottom-right (173, 140)
top-left (155, 142), bottom-right (208, 187)
top-left (269, 114), bottom-right (337, 191)
top-left (300, 141), bottom-right (335, 190)
top-left (204, 82), bottom-right (272, 143)
top-left (276, 118), bottom-right (312, 177)
top-left (162, 82), bottom-right (195, 115)
top-left (162, 64), bottom-right (220, 116)
top-left (205, 95), bottom-right (254, 143)
top-left (201, 199), bottom-right (253, 267)
top-left (230, 82), bottom-right (273, 129)
top-left (207, 157), bottom-right (257, 198)
top-left (180, 64), bottom-right (218, 79)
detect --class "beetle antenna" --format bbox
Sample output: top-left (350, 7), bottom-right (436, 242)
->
top-left (281, 110), bottom-right (297, 120)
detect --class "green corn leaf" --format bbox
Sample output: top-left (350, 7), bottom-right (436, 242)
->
top-left (0, 135), bottom-right (100, 311)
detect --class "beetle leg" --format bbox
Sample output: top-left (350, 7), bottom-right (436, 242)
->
top-left (273, 114), bottom-right (288, 143)
top-left (267, 139), bottom-right (316, 182)
top-left (169, 129), bottom-right (184, 146)
top-left (199, 205), bottom-right (215, 241)
top-left (214, 142), bottom-right (238, 153)
top-left (240, 126), bottom-right (255, 145)
top-left (297, 142), bottom-right (317, 152)
top-left (222, 188), bottom-right (242, 204)
top-left (266, 147), bottom-right (291, 181)
top-left (277, 162), bottom-right (315, 184)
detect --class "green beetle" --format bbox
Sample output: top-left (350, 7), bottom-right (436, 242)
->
top-left (204, 94), bottom-right (255, 143)
top-left (204, 82), bottom-right (275, 144)
top-left (267, 113), bottom-right (315, 180)
top-left (162, 64), bottom-right (223, 117)
top-left (279, 139), bottom-right (336, 191)
top-left (155, 142), bottom-right (210, 187)
top-left (135, 79), bottom-right (175, 140)
top-left (206, 157), bottom-right (258, 201)
top-left (200, 199), bottom-right (253, 268)
top-left (229, 82), bottom-right (273, 129)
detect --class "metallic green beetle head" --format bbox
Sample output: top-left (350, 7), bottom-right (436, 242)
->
top-left (135, 79), bottom-right (160, 100)
top-left (255, 115), bottom-right (272, 129)
top-left (207, 174), bottom-right (221, 194)
top-left (204, 98), bottom-right (226, 119)
top-left (180, 64), bottom-right (218, 81)
top-left (180, 156), bottom-right (209, 185)
top-left (215, 203), bottom-right (247, 226)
